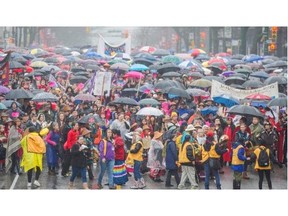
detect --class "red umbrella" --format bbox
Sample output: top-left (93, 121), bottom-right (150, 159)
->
top-left (216, 52), bottom-right (231, 57)
top-left (208, 58), bottom-right (225, 65)
top-left (245, 93), bottom-right (271, 100)
top-left (25, 66), bottom-right (34, 73)
top-left (13, 68), bottom-right (23, 73)
top-left (124, 71), bottom-right (144, 79)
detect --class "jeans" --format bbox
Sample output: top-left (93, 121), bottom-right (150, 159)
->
top-left (204, 162), bottom-right (221, 189)
top-left (98, 159), bottom-right (115, 187)
top-left (133, 160), bottom-right (142, 181)
top-left (70, 166), bottom-right (87, 183)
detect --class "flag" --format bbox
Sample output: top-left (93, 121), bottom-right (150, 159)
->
top-left (0, 52), bottom-right (11, 85)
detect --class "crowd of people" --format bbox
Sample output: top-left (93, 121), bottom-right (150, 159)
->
top-left (0, 46), bottom-right (287, 190)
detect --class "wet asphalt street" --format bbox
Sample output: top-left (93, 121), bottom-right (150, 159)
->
top-left (0, 159), bottom-right (287, 190)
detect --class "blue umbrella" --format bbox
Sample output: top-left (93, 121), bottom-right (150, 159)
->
top-left (243, 54), bottom-right (264, 63)
top-left (129, 64), bottom-right (148, 71)
top-left (213, 94), bottom-right (240, 108)
top-left (201, 106), bottom-right (218, 116)
top-left (85, 52), bottom-right (102, 58)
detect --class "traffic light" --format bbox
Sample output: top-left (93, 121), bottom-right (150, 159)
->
top-left (271, 27), bottom-right (278, 41)
top-left (268, 43), bottom-right (277, 52)
top-left (200, 31), bottom-right (206, 49)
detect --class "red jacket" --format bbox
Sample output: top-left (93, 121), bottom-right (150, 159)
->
top-left (114, 136), bottom-right (125, 160)
top-left (64, 129), bottom-right (79, 150)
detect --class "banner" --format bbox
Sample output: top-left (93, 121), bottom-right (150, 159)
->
top-left (0, 52), bottom-right (11, 85)
top-left (97, 34), bottom-right (131, 56)
top-left (211, 80), bottom-right (279, 100)
top-left (93, 72), bottom-right (112, 96)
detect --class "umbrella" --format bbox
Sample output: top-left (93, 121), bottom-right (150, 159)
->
top-left (0, 85), bottom-right (11, 94)
top-left (112, 97), bottom-right (139, 106)
top-left (30, 48), bottom-right (45, 55)
top-left (42, 65), bottom-right (61, 73)
top-left (202, 76), bottom-right (224, 83)
top-left (133, 58), bottom-right (154, 66)
top-left (221, 71), bottom-right (235, 77)
top-left (179, 60), bottom-right (201, 69)
top-left (108, 59), bottom-right (128, 65)
top-left (32, 92), bottom-right (59, 102)
top-left (195, 54), bottom-right (210, 61)
top-left (74, 93), bottom-right (96, 102)
top-left (0, 103), bottom-right (7, 110)
top-left (231, 54), bottom-right (245, 60)
top-left (167, 87), bottom-right (190, 99)
top-left (139, 98), bottom-right (161, 106)
top-left (136, 107), bottom-right (163, 116)
top-left (73, 72), bottom-right (90, 77)
top-left (139, 84), bottom-right (154, 93)
top-left (78, 113), bottom-right (102, 125)
top-left (249, 71), bottom-right (269, 79)
top-left (71, 66), bottom-right (86, 72)
top-left (227, 105), bottom-right (264, 118)
top-left (30, 61), bottom-right (48, 68)
top-left (129, 64), bottom-right (148, 71)
top-left (186, 72), bottom-right (204, 78)
top-left (243, 55), bottom-right (264, 63)
top-left (9, 61), bottom-right (25, 69)
top-left (139, 46), bottom-right (157, 53)
top-left (245, 93), bottom-right (271, 100)
top-left (1, 100), bottom-right (21, 108)
top-left (201, 106), bottom-right (218, 116)
top-left (5, 89), bottom-right (34, 99)
top-left (227, 59), bottom-right (244, 66)
top-left (279, 93), bottom-right (287, 98)
top-left (264, 76), bottom-right (287, 85)
top-left (154, 80), bottom-right (175, 91)
top-left (157, 63), bottom-right (181, 74)
top-left (152, 49), bottom-right (170, 57)
top-left (124, 71), bottom-right (144, 79)
top-left (113, 53), bottom-right (132, 61)
top-left (110, 62), bottom-right (130, 71)
top-left (267, 97), bottom-right (287, 107)
top-left (261, 59), bottom-right (275, 65)
top-left (121, 88), bottom-right (138, 97)
top-left (230, 73), bottom-right (248, 79)
top-left (70, 76), bottom-right (89, 84)
top-left (242, 80), bottom-right (263, 88)
top-left (162, 55), bottom-right (182, 65)
top-left (189, 48), bottom-right (206, 57)
top-left (213, 94), bottom-right (240, 108)
top-left (25, 70), bottom-right (46, 77)
top-left (186, 88), bottom-right (210, 97)
top-left (85, 64), bottom-right (101, 71)
top-left (190, 79), bottom-right (212, 88)
top-left (44, 57), bottom-right (59, 64)
top-left (161, 72), bottom-right (181, 78)
top-left (134, 52), bottom-right (157, 61)
top-left (224, 77), bottom-right (246, 85)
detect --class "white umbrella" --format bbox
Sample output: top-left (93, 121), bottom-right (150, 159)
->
top-left (136, 107), bottom-right (163, 116)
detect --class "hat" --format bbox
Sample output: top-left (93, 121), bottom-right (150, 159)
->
top-left (1, 112), bottom-right (9, 117)
top-left (81, 128), bottom-right (91, 136)
top-left (143, 125), bottom-right (150, 131)
top-left (171, 112), bottom-right (178, 118)
top-left (206, 130), bottom-right (214, 137)
top-left (40, 128), bottom-right (49, 136)
top-left (194, 123), bottom-right (202, 129)
top-left (185, 124), bottom-right (196, 132)
top-left (131, 122), bottom-right (138, 129)
top-left (153, 131), bottom-right (163, 139)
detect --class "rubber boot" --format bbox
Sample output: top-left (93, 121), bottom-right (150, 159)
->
top-left (82, 182), bottom-right (89, 189)
top-left (68, 182), bottom-right (74, 189)
top-left (233, 180), bottom-right (237, 189)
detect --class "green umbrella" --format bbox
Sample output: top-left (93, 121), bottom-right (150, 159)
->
top-left (162, 55), bottom-right (182, 65)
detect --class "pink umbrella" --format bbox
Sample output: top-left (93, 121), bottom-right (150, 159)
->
top-left (139, 46), bottom-right (156, 53)
top-left (245, 93), bottom-right (271, 100)
top-left (124, 71), bottom-right (144, 79)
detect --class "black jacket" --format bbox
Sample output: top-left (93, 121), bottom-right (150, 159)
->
top-left (71, 143), bottom-right (87, 168)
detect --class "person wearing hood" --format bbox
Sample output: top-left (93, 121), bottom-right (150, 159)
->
top-left (231, 139), bottom-right (249, 189)
top-left (165, 129), bottom-right (180, 188)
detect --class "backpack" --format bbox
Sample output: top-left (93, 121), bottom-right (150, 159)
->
top-left (258, 147), bottom-right (269, 167)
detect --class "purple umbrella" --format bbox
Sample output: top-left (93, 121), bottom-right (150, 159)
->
top-left (221, 71), bottom-right (235, 77)
top-left (0, 85), bottom-right (11, 94)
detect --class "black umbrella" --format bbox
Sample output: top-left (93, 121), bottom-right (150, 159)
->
top-left (70, 76), bottom-right (89, 84)
top-left (250, 71), bottom-right (269, 79)
top-left (265, 60), bottom-right (287, 68)
top-left (230, 73), bottom-right (248, 79)
top-left (71, 66), bottom-right (86, 72)
top-left (74, 72), bottom-right (90, 77)
top-left (9, 61), bottom-right (25, 69)
top-left (227, 105), bottom-right (264, 118)
top-left (167, 87), bottom-right (190, 99)
top-left (267, 97), bottom-right (287, 107)
top-left (121, 88), bottom-right (138, 97)
top-left (133, 58), bottom-right (154, 67)
top-left (13, 56), bottom-right (27, 64)
top-left (1, 100), bottom-right (21, 108)
top-left (42, 65), bottom-right (61, 73)
top-left (161, 72), bottom-right (181, 78)
top-left (187, 72), bottom-right (204, 78)
top-left (112, 97), bottom-right (139, 106)
top-left (224, 77), bottom-right (246, 85)
top-left (152, 49), bottom-right (170, 57)
top-left (227, 59), bottom-right (244, 66)
top-left (44, 57), bottom-right (59, 64)
top-left (139, 98), bottom-right (161, 106)
top-left (242, 80), bottom-right (263, 88)
top-left (203, 76), bottom-right (224, 83)
top-left (32, 92), bottom-right (59, 102)
top-left (231, 54), bottom-right (245, 60)
top-left (85, 64), bottom-right (101, 71)
top-left (78, 113), bottom-right (103, 125)
top-left (5, 89), bottom-right (34, 99)
top-left (264, 76), bottom-right (287, 85)
top-left (157, 63), bottom-right (180, 75)
top-left (195, 54), bottom-right (210, 61)
top-left (25, 70), bottom-right (46, 77)
top-left (261, 59), bottom-right (275, 65)
top-left (154, 80), bottom-right (175, 91)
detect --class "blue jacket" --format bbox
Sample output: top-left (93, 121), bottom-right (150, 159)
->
top-left (231, 142), bottom-right (247, 173)
top-left (165, 140), bottom-right (178, 170)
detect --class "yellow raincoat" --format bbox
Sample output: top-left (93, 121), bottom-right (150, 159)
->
top-left (20, 132), bottom-right (44, 172)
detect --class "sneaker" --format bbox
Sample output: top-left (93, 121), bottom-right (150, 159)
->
top-left (27, 182), bottom-right (32, 189)
top-left (33, 180), bottom-right (41, 187)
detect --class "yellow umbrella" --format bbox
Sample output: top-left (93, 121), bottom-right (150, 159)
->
top-left (30, 48), bottom-right (44, 55)
top-left (30, 61), bottom-right (48, 68)
top-left (202, 61), bottom-right (209, 68)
